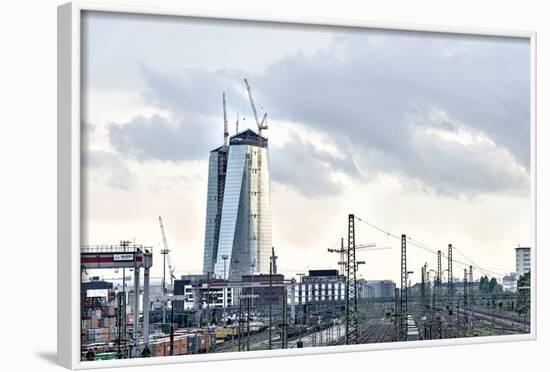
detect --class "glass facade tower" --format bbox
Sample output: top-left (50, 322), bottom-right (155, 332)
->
top-left (203, 129), bottom-right (272, 280)
top-left (202, 146), bottom-right (228, 274)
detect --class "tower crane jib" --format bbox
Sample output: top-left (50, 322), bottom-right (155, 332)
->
top-left (244, 78), bottom-right (268, 135)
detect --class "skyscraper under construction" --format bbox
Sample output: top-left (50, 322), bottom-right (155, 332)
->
top-left (202, 81), bottom-right (272, 280)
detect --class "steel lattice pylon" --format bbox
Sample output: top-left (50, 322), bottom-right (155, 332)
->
top-left (420, 265), bottom-right (426, 313)
top-left (437, 250), bottom-right (442, 307)
top-left (464, 268), bottom-right (468, 306)
top-left (469, 265), bottom-right (474, 306)
top-left (345, 214), bottom-right (358, 344)
top-left (448, 244), bottom-right (453, 305)
top-left (400, 234), bottom-right (407, 340)
top-left (116, 291), bottom-right (128, 359)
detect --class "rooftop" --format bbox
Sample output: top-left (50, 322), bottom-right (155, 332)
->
top-left (229, 129), bottom-right (268, 148)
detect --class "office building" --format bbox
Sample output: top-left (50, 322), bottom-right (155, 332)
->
top-left (515, 246), bottom-right (531, 276)
top-left (203, 129), bottom-right (272, 280)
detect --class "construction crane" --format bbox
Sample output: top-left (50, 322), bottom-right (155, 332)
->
top-left (222, 92), bottom-right (229, 147)
top-left (159, 216), bottom-right (176, 294)
top-left (327, 238), bottom-right (391, 274)
top-left (244, 78), bottom-right (268, 135)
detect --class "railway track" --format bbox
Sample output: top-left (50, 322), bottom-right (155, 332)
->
top-left (328, 318), bottom-right (393, 346)
top-left (459, 308), bottom-right (529, 333)
top-left (215, 329), bottom-right (273, 352)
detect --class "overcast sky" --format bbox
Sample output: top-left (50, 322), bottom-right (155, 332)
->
top-left (81, 11), bottom-right (531, 285)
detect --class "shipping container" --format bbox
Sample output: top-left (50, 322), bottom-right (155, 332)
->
top-left (151, 342), bottom-right (165, 357)
top-left (95, 352), bottom-right (117, 361)
top-left (179, 337), bottom-right (188, 355)
top-left (186, 335), bottom-right (196, 354)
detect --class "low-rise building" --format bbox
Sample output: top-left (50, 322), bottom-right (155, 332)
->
top-left (503, 272), bottom-right (518, 292)
top-left (173, 275), bottom-right (236, 311)
top-left (362, 280), bottom-right (396, 298)
top-left (293, 269), bottom-right (346, 305)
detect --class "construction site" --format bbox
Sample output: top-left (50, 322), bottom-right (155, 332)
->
top-left (80, 80), bottom-right (531, 361)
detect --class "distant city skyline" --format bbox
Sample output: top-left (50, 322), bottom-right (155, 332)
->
top-left (81, 11), bottom-right (531, 286)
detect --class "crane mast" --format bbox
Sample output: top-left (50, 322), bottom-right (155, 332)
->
top-left (244, 78), bottom-right (268, 135)
top-left (159, 216), bottom-right (176, 294)
top-left (223, 92), bottom-right (229, 147)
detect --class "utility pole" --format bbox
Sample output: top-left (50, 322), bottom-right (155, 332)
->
top-left (420, 265), bottom-right (426, 313)
top-left (340, 237), bottom-right (346, 274)
top-left (425, 263), bottom-right (430, 311)
top-left (246, 297), bottom-right (250, 351)
top-left (345, 214), bottom-right (359, 344)
top-left (238, 298), bottom-right (244, 351)
top-left (282, 288), bottom-right (288, 349)
top-left (222, 255), bottom-right (228, 326)
top-left (271, 247), bottom-right (278, 274)
top-left (169, 300), bottom-right (174, 355)
top-left (206, 271), bottom-right (211, 337)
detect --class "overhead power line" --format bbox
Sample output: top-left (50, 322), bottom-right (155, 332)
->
top-left (353, 215), bottom-right (506, 278)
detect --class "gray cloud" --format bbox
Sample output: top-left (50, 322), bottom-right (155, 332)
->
top-left (105, 29), bottom-right (530, 197)
top-left (270, 136), bottom-right (360, 197)
top-left (82, 150), bottom-right (135, 190)
top-left (109, 113), bottom-right (214, 162)
top-left (107, 66), bottom-right (248, 163)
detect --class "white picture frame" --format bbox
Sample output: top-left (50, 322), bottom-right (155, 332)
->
top-left (58, 1), bottom-right (537, 369)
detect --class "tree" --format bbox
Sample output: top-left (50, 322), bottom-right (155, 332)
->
top-left (488, 278), bottom-right (498, 293)
top-left (479, 276), bottom-right (502, 294)
top-left (517, 272), bottom-right (531, 316)
top-left (479, 276), bottom-right (488, 293)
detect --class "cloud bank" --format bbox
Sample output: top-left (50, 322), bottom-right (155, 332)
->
top-left (102, 29), bottom-right (530, 198)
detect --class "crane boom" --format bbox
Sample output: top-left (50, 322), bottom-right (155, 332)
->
top-left (327, 243), bottom-right (379, 252)
top-left (159, 216), bottom-right (176, 290)
top-left (244, 78), bottom-right (268, 134)
top-left (159, 216), bottom-right (169, 253)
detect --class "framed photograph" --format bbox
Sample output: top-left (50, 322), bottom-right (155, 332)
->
top-left (58, 1), bottom-right (537, 369)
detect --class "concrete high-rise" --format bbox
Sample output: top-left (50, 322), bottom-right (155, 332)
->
top-left (203, 129), bottom-right (272, 280)
top-left (515, 246), bottom-right (531, 276)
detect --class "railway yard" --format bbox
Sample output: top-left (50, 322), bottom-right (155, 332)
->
top-left (80, 215), bottom-right (531, 361)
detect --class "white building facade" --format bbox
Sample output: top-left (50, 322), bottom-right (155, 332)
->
top-left (515, 247), bottom-right (531, 276)
top-left (503, 272), bottom-right (518, 292)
